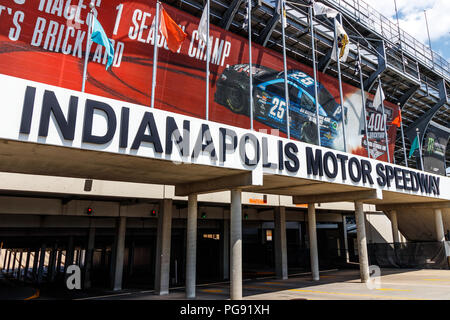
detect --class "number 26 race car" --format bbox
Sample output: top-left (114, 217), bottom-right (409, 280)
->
top-left (214, 64), bottom-right (347, 149)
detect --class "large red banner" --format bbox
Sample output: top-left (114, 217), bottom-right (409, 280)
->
top-left (0, 0), bottom-right (398, 161)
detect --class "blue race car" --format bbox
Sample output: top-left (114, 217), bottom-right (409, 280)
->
top-left (214, 64), bottom-right (346, 148)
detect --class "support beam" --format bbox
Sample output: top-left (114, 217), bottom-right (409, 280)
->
top-left (112, 216), bottom-right (126, 291)
top-left (32, 248), bottom-right (39, 281)
top-left (185, 194), bottom-right (198, 299)
top-left (390, 210), bottom-right (400, 243)
top-left (434, 209), bottom-right (445, 242)
top-left (354, 201), bottom-right (370, 283)
top-left (307, 203), bottom-right (319, 281)
top-left (364, 41), bottom-right (386, 91)
top-left (274, 206), bottom-right (288, 280)
top-left (398, 84), bottom-right (420, 107)
top-left (230, 189), bottom-right (242, 300)
top-left (175, 172), bottom-right (261, 197)
top-left (17, 250), bottom-right (23, 280)
top-left (405, 78), bottom-right (448, 168)
top-left (390, 210), bottom-right (401, 243)
top-left (257, 4), bottom-right (280, 47)
top-left (293, 189), bottom-right (382, 204)
top-left (219, 0), bottom-right (244, 30)
top-left (154, 199), bottom-right (173, 295)
top-left (376, 201), bottom-right (450, 211)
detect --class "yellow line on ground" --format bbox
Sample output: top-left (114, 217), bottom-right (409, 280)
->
top-left (200, 289), bottom-right (223, 293)
top-left (289, 289), bottom-right (423, 300)
top-left (423, 279), bottom-right (450, 282)
top-left (244, 285), bottom-right (280, 291)
top-left (376, 288), bottom-right (411, 292)
top-left (24, 289), bottom-right (40, 300)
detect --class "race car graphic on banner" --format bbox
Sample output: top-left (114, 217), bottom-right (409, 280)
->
top-left (0, 0), bottom-right (399, 161)
top-left (214, 64), bottom-right (345, 149)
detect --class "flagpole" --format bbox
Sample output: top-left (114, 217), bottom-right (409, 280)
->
top-left (151, 1), bottom-right (160, 109)
top-left (334, 16), bottom-right (347, 152)
top-left (357, 43), bottom-right (371, 158)
top-left (377, 75), bottom-right (390, 163)
top-left (81, 4), bottom-right (95, 92)
top-left (248, 0), bottom-right (254, 130)
top-left (397, 103), bottom-right (408, 167)
top-left (416, 128), bottom-right (424, 170)
top-left (205, 0), bottom-right (210, 120)
top-left (280, 0), bottom-right (290, 139)
top-left (310, 5), bottom-right (321, 146)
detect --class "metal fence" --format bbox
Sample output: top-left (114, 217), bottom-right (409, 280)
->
top-left (323, 0), bottom-right (450, 80)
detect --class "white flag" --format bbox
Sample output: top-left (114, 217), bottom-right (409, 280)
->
top-left (331, 20), bottom-right (350, 63)
top-left (373, 84), bottom-right (385, 112)
top-left (198, 2), bottom-right (208, 44)
top-left (313, 2), bottom-right (338, 19)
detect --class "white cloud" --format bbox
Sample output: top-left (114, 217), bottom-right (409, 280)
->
top-left (364, 0), bottom-right (450, 43)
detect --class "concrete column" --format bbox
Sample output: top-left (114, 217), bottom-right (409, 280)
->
top-left (434, 209), bottom-right (445, 242)
top-left (354, 201), bottom-right (370, 283)
top-left (307, 203), bottom-right (320, 281)
top-left (37, 244), bottom-right (46, 284)
top-left (342, 215), bottom-right (349, 263)
top-left (222, 219), bottom-right (229, 280)
top-left (185, 194), bottom-right (198, 299)
top-left (48, 244), bottom-right (58, 282)
top-left (155, 199), bottom-right (173, 295)
top-left (230, 189), bottom-right (242, 300)
top-left (112, 216), bottom-right (127, 291)
top-left (390, 210), bottom-right (400, 243)
top-left (274, 206), bottom-right (288, 280)
top-left (84, 223), bottom-right (96, 289)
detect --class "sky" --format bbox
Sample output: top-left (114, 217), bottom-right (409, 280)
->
top-left (364, 0), bottom-right (450, 62)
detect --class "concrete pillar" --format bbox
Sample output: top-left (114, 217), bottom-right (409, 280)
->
top-left (48, 244), bottom-right (58, 282)
top-left (24, 250), bottom-right (31, 281)
top-left (155, 199), bottom-right (173, 295)
top-left (434, 209), bottom-right (445, 242)
top-left (37, 244), bottom-right (46, 284)
top-left (84, 223), bottom-right (96, 289)
top-left (185, 194), bottom-right (198, 299)
top-left (222, 219), bottom-right (230, 280)
top-left (274, 206), bottom-right (288, 280)
top-left (342, 215), bottom-right (349, 263)
top-left (354, 201), bottom-right (370, 283)
top-left (307, 203), bottom-right (320, 281)
top-left (390, 210), bottom-right (400, 243)
top-left (112, 216), bottom-right (127, 291)
top-left (230, 189), bottom-right (242, 300)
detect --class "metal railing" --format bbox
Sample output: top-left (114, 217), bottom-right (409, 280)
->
top-left (323, 0), bottom-right (450, 80)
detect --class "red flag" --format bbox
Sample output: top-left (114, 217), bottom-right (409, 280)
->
top-left (159, 7), bottom-right (187, 53)
top-left (392, 110), bottom-right (402, 128)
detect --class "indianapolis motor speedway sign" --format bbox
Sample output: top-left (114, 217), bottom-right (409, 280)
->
top-left (0, 74), bottom-right (448, 200)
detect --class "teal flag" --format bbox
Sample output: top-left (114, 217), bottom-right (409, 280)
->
top-left (409, 135), bottom-right (419, 159)
top-left (91, 15), bottom-right (114, 70)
